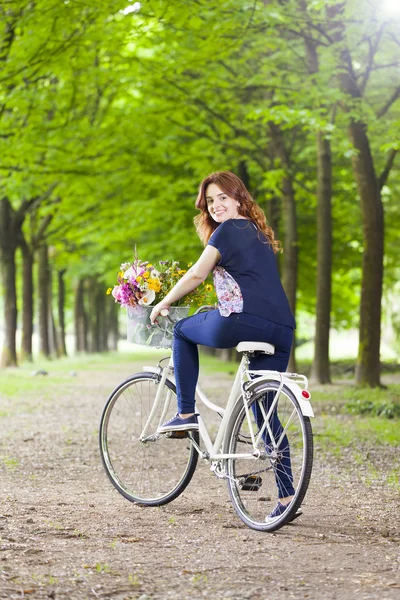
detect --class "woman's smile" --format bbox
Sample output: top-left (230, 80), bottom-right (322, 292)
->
top-left (206, 183), bottom-right (240, 222)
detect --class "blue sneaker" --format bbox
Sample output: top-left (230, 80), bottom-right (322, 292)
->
top-left (266, 501), bottom-right (289, 521)
top-left (266, 501), bottom-right (302, 522)
top-left (157, 413), bottom-right (199, 433)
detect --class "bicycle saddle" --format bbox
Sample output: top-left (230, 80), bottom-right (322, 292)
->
top-left (236, 342), bottom-right (275, 355)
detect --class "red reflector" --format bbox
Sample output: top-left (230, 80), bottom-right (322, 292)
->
top-left (301, 390), bottom-right (311, 399)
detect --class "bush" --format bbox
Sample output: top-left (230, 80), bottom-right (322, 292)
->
top-left (344, 386), bottom-right (400, 419)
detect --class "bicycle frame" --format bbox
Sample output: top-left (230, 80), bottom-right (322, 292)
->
top-left (141, 350), bottom-right (314, 463)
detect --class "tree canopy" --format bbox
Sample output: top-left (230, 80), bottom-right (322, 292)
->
top-left (1, 0), bottom-right (399, 379)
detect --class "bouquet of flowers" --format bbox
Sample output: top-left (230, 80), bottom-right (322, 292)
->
top-left (107, 257), bottom-right (215, 347)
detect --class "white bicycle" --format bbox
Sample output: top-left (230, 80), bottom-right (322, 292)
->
top-left (99, 308), bottom-right (314, 532)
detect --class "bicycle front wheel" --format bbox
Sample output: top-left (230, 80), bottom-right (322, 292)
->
top-left (224, 380), bottom-right (313, 532)
top-left (99, 372), bottom-right (199, 506)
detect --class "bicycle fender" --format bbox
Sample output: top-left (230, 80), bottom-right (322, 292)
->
top-left (142, 366), bottom-right (161, 375)
top-left (247, 376), bottom-right (314, 418)
top-left (142, 366), bottom-right (176, 384)
top-left (283, 380), bottom-right (314, 418)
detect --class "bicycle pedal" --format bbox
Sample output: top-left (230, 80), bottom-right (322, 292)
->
top-left (165, 431), bottom-right (189, 439)
top-left (241, 475), bottom-right (262, 491)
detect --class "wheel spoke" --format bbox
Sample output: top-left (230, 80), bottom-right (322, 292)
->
top-left (225, 381), bottom-right (313, 531)
top-left (99, 374), bottom-right (198, 506)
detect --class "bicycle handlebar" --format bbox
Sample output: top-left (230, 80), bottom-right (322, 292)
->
top-left (194, 305), bottom-right (217, 314)
top-left (156, 304), bottom-right (216, 327)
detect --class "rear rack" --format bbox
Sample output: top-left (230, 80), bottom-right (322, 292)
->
top-left (246, 369), bottom-right (309, 390)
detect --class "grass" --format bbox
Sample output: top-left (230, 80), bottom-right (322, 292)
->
top-left (95, 563), bottom-right (110, 574)
top-left (0, 455), bottom-right (19, 470)
top-left (312, 382), bottom-right (400, 405)
top-left (0, 348), bottom-right (239, 399)
top-left (1, 350), bottom-right (399, 451)
top-left (314, 414), bottom-right (400, 489)
top-left (311, 383), bottom-right (400, 422)
top-left (0, 373), bottom-right (68, 398)
top-left (343, 385), bottom-right (400, 419)
top-left (0, 350), bottom-right (162, 399)
top-left (311, 383), bottom-right (400, 449)
top-left (316, 414), bottom-right (400, 448)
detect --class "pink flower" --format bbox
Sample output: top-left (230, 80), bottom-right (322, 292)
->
top-left (112, 283), bottom-right (138, 307)
top-left (111, 285), bottom-right (123, 303)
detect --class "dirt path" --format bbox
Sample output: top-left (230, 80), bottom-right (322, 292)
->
top-left (1, 359), bottom-right (399, 600)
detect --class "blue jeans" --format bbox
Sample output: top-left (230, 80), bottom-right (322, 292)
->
top-left (252, 395), bottom-right (295, 498)
top-left (173, 310), bottom-right (295, 498)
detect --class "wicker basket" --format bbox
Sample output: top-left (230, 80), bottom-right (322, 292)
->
top-left (126, 305), bottom-right (190, 348)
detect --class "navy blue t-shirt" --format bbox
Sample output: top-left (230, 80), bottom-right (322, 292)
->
top-left (207, 219), bottom-right (295, 329)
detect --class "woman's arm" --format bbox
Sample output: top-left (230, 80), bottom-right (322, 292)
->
top-left (150, 245), bottom-right (220, 323)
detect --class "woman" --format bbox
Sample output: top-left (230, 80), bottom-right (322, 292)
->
top-left (150, 171), bottom-right (296, 520)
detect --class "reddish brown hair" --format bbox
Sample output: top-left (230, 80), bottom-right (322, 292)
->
top-left (193, 171), bottom-right (282, 253)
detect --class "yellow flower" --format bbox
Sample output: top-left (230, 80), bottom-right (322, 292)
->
top-left (187, 262), bottom-right (193, 267)
top-left (206, 284), bottom-right (213, 292)
top-left (143, 271), bottom-right (150, 279)
top-left (106, 287), bottom-right (112, 295)
top-left (118, 271), bottom-right (124, 278)
top-left (178, 269), bottom-right (187, 275)
top-left (147, 278), bottom-right (161, 292)
top-left (137, 275), bottom-right (143, 282)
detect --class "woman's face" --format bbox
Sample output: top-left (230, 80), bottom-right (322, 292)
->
top-left (205, 183), bottom-right (240, 223)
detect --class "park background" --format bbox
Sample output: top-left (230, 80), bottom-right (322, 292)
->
top-left (1, 0), bottom-right (400, 385)
top-left (1, 2), bottom-right (400, 599)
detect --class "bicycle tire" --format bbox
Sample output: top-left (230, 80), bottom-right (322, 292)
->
top-left (99, 372), bottom-right (199, 506)
top-left (223, 379), bottom-right (313, 532)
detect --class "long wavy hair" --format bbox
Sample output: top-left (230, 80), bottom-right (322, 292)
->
top-left (194, 171), bottom-right (282, 254)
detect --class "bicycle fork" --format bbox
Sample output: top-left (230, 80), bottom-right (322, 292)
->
top-left (139, 366), bottom-right (173, 441)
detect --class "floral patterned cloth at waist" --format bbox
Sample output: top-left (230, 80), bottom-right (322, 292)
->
top-left (212, 266), bottom-right (243, 317)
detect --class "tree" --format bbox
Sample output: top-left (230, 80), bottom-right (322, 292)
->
top-left (1, 0), bottom-right (399, 379)
top-left (328, 0), bottom-right (399, 385)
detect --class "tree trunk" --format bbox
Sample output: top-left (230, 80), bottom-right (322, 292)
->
top-left (0, 193), bottom-right (54, 366)
top-left (200, 346), bottom-right (218, 357)
top-left (58, 269), bottom-right (67, 356)
top-left (0, 251), bottom-right (17, 368)
top-left (50, 306), bottom-right (60, 358)
top-left (97, 284), bottom-right (108, 352)
top-left (74, 278), bottom-right (87, 353)
top-left (321, 2), bottom-right (385, 386)
top-left (218, 348), bottom-right (231, 361)
top-left (237, 161), bottom-right (250, 191)
top-left (0, 198), bottom-right (19, 367)
top-left (269, 123), bottom-right (298, 372)
top-left (94, 284), bottom-right (101, 352)
top-left (38, 245), bottom-right (50, 357)
top-left (88, 281), bottom-right (108, 353)
top-left (268, 195), bottom-right (280, 241)
top-left (48, 266), bottom-right (60, 357)
top-left (20, 241), bottom-right (34, 361)
top-left (311, 133), bottom-right (332, 383)
top-left (348, 121), bottom-right (383, 386)
top-left (302, 28), bottom-right (333, 383)
top-left (86, 279), bottom-right (98, 352)
top-left (107, 300), bottom-right (119, 351)
top-left (337, 51), bottom-right (383, 387)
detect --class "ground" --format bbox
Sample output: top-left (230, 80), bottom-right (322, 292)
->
top-left (1, 355), bottom-right (399, 600)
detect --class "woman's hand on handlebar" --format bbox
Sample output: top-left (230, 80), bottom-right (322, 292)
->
top-left (150, 302), bottom-right (171, 325)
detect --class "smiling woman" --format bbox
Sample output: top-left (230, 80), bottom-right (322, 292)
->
top-left (146, 170), bottom-right (297, 520)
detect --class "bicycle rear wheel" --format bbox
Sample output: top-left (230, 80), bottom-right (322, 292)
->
top-left (99, 372), bottom-right (199, 506)
top-left (224, 380), bottom-right (313, 532)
